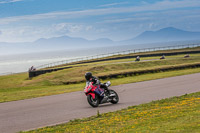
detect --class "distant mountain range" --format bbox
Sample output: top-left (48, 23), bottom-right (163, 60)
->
top-left (33, 27), bottom-right (200, 46)
top-left (1, 27), bottom-right (200, 55)
top-left (34, 36), bottom-right (114, 48)
top-left (131, 27), bottom-right (200, 43)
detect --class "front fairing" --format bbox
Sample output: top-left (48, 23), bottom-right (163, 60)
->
top-left (84, 82), bottom-right (101, 99)
top-left (84, 82), bottom-right (96, 94)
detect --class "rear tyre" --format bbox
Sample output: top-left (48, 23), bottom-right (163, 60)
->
top-left (87, 94), bottom-right (99, 107)
top-left (109, 90), bottom-right (119, 104)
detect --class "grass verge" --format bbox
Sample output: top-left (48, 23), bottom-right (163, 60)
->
top-left (1, 67), bottom-right (200, 103)
top-left (21, 91), bottom-right (200, 133)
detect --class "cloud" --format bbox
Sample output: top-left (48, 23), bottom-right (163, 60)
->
top-left (0, 0), bottom-right (200, 42)
top-left (0, 23), bottom-right (98, 42)
top-left (99, 17), bottom-right (151, 24)
top-left (100, 7), bottom-right (200, 24)
top-left (1, 0), bottom-right (200, 24)
top-left (99, 2), bottom-right (129, 7)
top-left (54, 23), bottom-right (84, 33)
top-left (0, 26), bottom-right (53, 42)
top-left (53, 23), bottom-right (102, 35)
top-left (0, 0), bottom-right (24, 4)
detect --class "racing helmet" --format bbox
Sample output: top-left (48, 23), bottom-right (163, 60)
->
top-left (85, 72), bottom-right (92, 81)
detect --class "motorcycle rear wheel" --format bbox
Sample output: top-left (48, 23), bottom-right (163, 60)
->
top-left (87, 94), bottom-right (99, 107)
top-left (109, 90), bottom-right (119, 104)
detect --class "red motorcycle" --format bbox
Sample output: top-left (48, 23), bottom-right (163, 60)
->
top-left (84, 81), bottom-right (119, 107)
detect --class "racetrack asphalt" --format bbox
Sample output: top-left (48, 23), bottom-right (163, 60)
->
top-left (0, 73), bottom-right (200, 133)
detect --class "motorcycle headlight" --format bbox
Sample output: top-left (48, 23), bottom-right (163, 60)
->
top-left (105, 81), bottom-right (111, 87)
top-left (88, 87), bottom-right (92, 91)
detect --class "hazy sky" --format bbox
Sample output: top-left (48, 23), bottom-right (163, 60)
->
top-left (0, 0), bottom-right (200, 42)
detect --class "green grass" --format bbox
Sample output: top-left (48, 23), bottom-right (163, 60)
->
top-left (21, 91), bottom-right (200, 133)
top-left (1, 67), bottom-right (200, 103)
top-left (0, 84), bottom-right (84, 102)
top-left (0, 53), bottom-right (200, 103)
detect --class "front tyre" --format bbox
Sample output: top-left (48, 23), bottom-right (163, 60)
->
top-left (87, 94), bottom-right (99, 107)
top-left (109, 90), bottom-right (119, 104)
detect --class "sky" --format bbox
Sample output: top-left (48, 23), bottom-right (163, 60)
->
top-left (0, 0), bottom-right (200, 42)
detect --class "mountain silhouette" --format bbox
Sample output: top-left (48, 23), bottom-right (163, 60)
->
top-left (128, 27), bottom-right (200, 43)
top-left (33, 35), bottom-right (114, 48)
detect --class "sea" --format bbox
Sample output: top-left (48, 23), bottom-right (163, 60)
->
top-left (0, 45), bottom-right (141, 75)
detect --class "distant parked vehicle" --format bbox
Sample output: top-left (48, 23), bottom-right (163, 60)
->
top-left (84, 81), bottom-right (119, 107)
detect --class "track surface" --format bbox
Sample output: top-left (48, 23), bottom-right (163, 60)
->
top-left (0, 73), bottom-right (200, 133)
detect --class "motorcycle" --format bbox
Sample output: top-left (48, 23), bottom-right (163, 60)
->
top-left (135, 56), bottom-right (140, 62)
top-left (84, 81), bottom-right (119, 107)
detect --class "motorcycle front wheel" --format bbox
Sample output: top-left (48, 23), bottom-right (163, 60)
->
top-left (109, 90), bottom-right (119, 104)
top-left (87, 94), bottom-right (99, 107)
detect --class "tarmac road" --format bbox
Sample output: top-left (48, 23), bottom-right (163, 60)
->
top-left (0, 73), bottom-right (200, 133)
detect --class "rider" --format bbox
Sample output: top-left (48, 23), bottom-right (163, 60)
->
top-left (136, 56), bottom-right (140, 61)
top-left (85, 72), bottom-right (107, 90)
